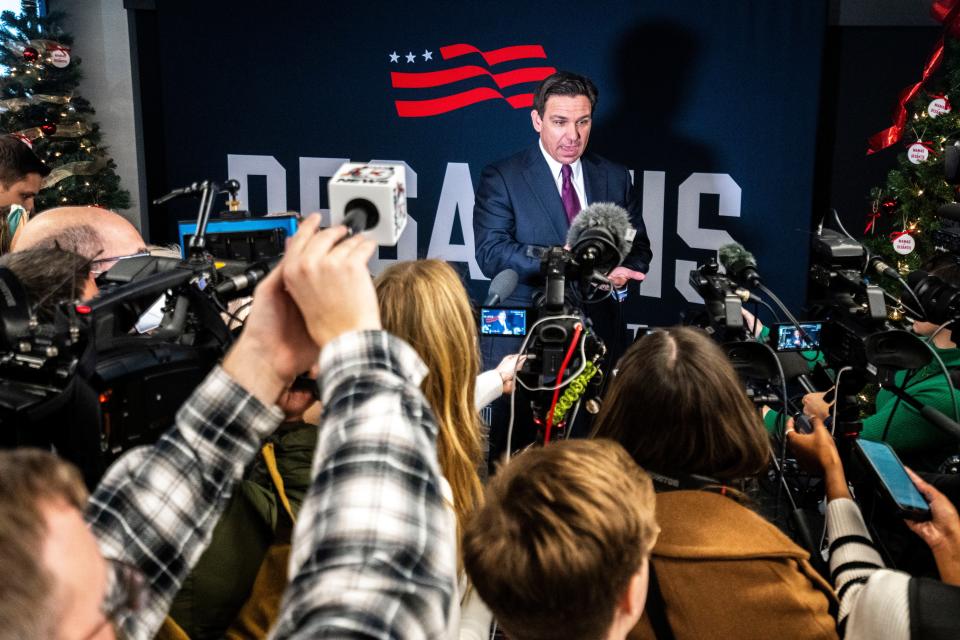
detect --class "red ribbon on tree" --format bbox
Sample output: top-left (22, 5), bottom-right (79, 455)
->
top-left (865, 199), bottom-right (896, 234)
top-left (866, 0), bottom-right (960, 154)
top-left (890, 230), bottom-right (912, 241)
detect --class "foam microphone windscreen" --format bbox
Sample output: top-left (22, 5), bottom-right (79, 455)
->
top-left (565, 202), bottom-right (634, 258)
top-left (483, 269), bottom-right (519, 306)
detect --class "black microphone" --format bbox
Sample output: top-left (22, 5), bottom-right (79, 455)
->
top-left (718, 242), bottom-right (762, 288)
top-left (342, 198), bottom-right (380, 237)
top-left (214, 257), bottom-right (281, 297)
top-left (483, 269), bottom-right (519, 306)
top-left (937, 202), bottom-right (960, 222)
top-left (565, 202), bottom-right (635, 274)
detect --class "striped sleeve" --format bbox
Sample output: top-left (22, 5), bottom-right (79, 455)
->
top-left (826, 498), bottom-right (911, 640)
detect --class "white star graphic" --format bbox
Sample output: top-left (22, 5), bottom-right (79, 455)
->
top-left (389, 51), bottom-right (399, 63)
top-left (422, 49), bottom-right (433, 61)
top-left (405, 51), bottom-right (416, 63)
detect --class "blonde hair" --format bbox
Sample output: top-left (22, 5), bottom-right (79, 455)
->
top-left (375, 260), bottom-right (484, 568)
top-left (463, 439), bottom-right (658, 640)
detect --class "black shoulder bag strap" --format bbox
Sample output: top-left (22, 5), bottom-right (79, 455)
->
top-left (645, 561), bottom-right (676, 640)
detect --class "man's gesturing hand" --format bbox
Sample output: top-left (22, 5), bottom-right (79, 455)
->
top-left (282, 215), bottom-right (382, 348)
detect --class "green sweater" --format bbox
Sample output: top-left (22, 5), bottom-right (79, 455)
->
top-left (764, 344), bottom-right (960, 466)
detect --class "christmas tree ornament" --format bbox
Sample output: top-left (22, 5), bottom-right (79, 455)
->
top-left (891, 230), bottom-right (916, 255)
top-left (49, 44), bottom-right (70, 69)
top-left (39, 122), bottom-right (57, 136)
top-left (928, 95), bottom-right (952, 117)
top-left (908, 141), bottom-right (932, 163)
top-left (22, 46), bottom-right (38, 62)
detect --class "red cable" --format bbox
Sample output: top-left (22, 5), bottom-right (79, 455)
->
top-left (544, 323), bottom-right (583, 444)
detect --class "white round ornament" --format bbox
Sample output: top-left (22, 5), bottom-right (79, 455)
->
top-left (928, 97), bottom-right (951, 118)
top-left (50, 47), bottom-right (70, 69)
top-left (893, 233), bottom-right (916, 255)
top-left (908, 143), bottom-right (930, 164)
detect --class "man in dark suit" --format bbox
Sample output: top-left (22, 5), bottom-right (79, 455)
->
top-left (474, 71), bottom-right (651, 307)
top-left (473, 71), bottom-right (651, 463)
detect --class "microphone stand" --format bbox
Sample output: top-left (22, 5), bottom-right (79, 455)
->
top-left (152, 179), bottom-right (240, 262)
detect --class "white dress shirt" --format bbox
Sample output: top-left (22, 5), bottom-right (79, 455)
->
top-left (539, 139), bottom-right (588, 209)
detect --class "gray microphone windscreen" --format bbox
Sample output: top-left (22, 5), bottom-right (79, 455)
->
top-left (484, 269), bottom-right (519, 305)
top-left (566, 202), bottom-right (634, 258)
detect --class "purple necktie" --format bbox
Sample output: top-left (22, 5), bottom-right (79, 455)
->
top-left (561, 164), bottom-right (581, 224)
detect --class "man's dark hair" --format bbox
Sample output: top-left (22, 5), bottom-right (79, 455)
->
top-left (0, 247), bottom-right (92, 318)
top-left (533, 71), bottom-right (599, 115)
top-left (29, 224), bottom-right (104, 261)
top-left (0, 136), bottom-right (51, 187)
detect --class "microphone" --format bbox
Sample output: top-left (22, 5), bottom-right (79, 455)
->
top-left (213, 256), bottom-right (281, 297)
top-left (718, 242), bottom-right (762, 288)
top-left (937, 202), bottom-right (960, 222)
top-left (483, 269), bottom-right (519, 306)
top-left (328, 163), bottom-right (408, 246)
top-left (565, 202), bottom-right (635, 274)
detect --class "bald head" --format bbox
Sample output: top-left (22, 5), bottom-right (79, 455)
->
top-left (13, 206), bottom-right (145, 259)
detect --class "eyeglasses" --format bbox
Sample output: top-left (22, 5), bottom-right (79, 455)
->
top-left (90, 251), bottom-right (151, 276)
top-left (79, 558), bottom-right (146, 640)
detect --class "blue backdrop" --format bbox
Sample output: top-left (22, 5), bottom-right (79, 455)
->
top-left (144, 0), bottom-right (827, 327)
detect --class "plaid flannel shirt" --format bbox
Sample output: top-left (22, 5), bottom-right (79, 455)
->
top-left (85, 330), bottom-right (456, 640)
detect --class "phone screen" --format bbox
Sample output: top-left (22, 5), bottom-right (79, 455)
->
top-left (480, 308), bottom-right (527, 336)
top-left (774, 322), bottom-right (823, 352)
top-left (856, 439), bottom-right (929, 512)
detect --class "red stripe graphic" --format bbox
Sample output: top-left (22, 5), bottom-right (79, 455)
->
top-left (395, 88), bottom-right (534, 118)
top-left (391, 65), bottom-right (555, 89)
top-left (439, 44), bottom-right (547, 66)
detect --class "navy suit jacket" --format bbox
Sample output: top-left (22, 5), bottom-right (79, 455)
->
top-left (473, 144), bottom-right (652, 306)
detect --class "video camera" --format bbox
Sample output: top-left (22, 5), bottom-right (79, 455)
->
top-left (0, 163), bottom-right (408, 486)
top-left (510, 202), bottom-right (635, 443)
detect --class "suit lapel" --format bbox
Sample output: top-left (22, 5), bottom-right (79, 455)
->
top-left (521, 146), bottom-right (569, 241)
top-left (582, 154), bottom-right (607, 205)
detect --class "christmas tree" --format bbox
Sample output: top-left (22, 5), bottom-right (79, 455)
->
top-left (0, 1), bottom-right (129, 211)
top-left (864, 6), bottom-right (960, 275)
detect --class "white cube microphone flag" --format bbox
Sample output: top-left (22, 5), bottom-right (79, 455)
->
top-left (328, 163), bottom-right (408, 246)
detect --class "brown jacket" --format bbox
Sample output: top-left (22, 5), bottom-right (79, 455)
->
top-left (629, 490), bottom-right (839, 640)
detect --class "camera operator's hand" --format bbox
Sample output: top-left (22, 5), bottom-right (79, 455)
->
top-left (903, 467), bottom-right (960, 586)
top-left (223, 265), bottom-right (320, 407)
top-left (802, 391), bottom-right (832, 421)
top-left (496, 354), bottom-right (528, 395)
top-left (282, 215), bottom-right (381, 348)
top-left (786, 416), bottom-right (851, 501)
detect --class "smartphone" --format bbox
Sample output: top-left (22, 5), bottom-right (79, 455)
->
top-left (480, 307), bottom-right (528, 337)
top-left (854, 439), bottom-right (931, 520)
top-left (770, 322), bottom-right (823, 352)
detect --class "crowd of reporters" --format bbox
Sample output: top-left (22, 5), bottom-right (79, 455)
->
top-left (0, 134), bottom-right (959, 639)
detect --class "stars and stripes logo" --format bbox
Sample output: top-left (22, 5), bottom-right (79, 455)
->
top-left (388, 43), bottom-right (556, 117)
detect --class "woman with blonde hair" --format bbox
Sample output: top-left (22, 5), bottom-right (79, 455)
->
top-left (376, 258), bottom-right (520, 640)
